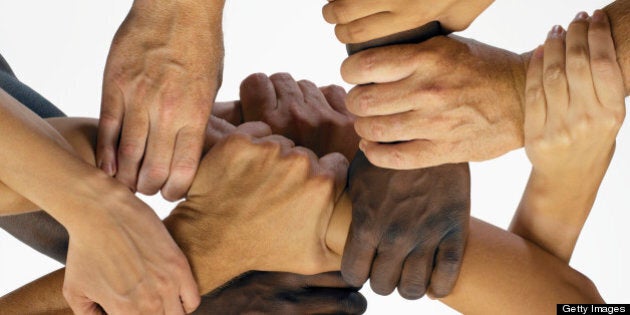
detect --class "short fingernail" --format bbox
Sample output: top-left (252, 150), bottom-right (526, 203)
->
top-left (102, 161), bottom-right (116, 176)
top-left (549, 25), bottom-right (564, 38)
top-left (574, 11), bottom-right (589, 21)
top-left (592, 10), bottom-right (605, 23)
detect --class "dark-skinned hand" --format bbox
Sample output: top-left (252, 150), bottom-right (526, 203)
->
top-left (193, 271), bottom-right (367, 315)
top-left (341, 23), bottom-right (472, 300)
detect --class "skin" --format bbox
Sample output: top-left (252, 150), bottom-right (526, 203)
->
top-left (98, 0), bottom-right (225, 201)
top-left (338, 0), bottom-right (630, 169)
top-left (1, 21), bottom-right (621, 307)
top-left (0, 115), bottom-right (605, 314)
top-left (0, 89), bottom-right (199, 315)
top-left (236, 71), bottom-right (470, 299)
top-left (322, 0), bottom-right (495, 43)
top-left (511, 11), bottom-right (626, 262)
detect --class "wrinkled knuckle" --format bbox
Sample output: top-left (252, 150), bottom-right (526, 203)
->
top-left (118, 142), bottom-right (144, 160)
top-left (336, 23), bottom-right (366, 44)
top-left (567, 46), bottom-right (590, 69)
top-left (224, 133), bottom-right (252, 150)
top-left (286, 150), bottom-right (312, 173)
top-left (543, 63), bottom-right (566, 83)
top-left (399, 280), bottom-right (427, 300)
top-left (143, 165), bottom-right (169, 183)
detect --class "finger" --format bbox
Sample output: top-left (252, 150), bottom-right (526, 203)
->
top-left (320, 85), bottom-right (351, 116)
top-left (239, 73), bottom-right (276, 122)
top-left (340, 44), bottom-right (418, 85)
top-left (589, 10), bottom-right (626, 108)
top-left (428, 230), bottom-right (467, 298)
top-left (360, 139), bottom-right (456, 170)
top-left (234, 121), bottom-right (273, 138)
top-left (161, 126), bottom-right (205, 201)
top-left (64, 293), bottom-right (105, 315)
top-left (205, 116), bottom-right (237, 149)
top-left (304, 271), bottom-right (354, 289)
top-left (137, 123), bottom-right (177, 195)
top-left (346, 82), bottom-right (443, 117)
top-left (318, 152), bottom-right (350, 201)
top-left (298, 79), bottom-right (332, 110)
top-left (164, 296), bottom-right (186, 315)
top-left (542, 25), bottom-right (569, 121)
top-left (525, 46), bottom-right (547, 134)
top-left (258, 134), bottom-right (296, 152)
top-left (322, 0), bottom-right (389, 25)
top-left (269, 72), bottom-right (303, 112)
top-left (334, 11), bottom-right (399, 44)
top-left (354, 111), bottom-right (445, 143)
top-left (211, 101), bottom-right (243, 125)
top-left (179, 263), bottom-right (202, 314)
top-left (566, 12), bottom-right (598, 110)
top-left (397, 248), bottom-right (433, 300)
top-left (341, 223), bottom-right (377, 287)
top-left (115, 109), bottom-right (150, 190)
top-left (369, 247), bottom-right (406, 296)
top-left (295, 289), bottom-right (368, 314)
top-left (97, 83), bottom-right (125, 176)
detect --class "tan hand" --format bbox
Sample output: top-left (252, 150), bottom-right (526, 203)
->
top-left (525, 11), bottom-right (625, 176)
top-left (97, 0), bottom-right (224, 201)
top-left (322, 0), bottom-right (493, 43)
top-left (239, 73), bottom-right (359, 160)
top-left (340, 36), bottom-right (527, 169)
top-left (167, 124), bottom-right (349, 293)
top-left (63, 187), bottom-right (200, 315)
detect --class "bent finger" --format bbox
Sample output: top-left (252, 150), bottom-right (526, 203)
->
top-left (566, 12), bottom-right (598, 110)
top-left (116, 109), bottom-right (149, 191)
top-left (341, 224), bottom-right (377, 287)
top-left (318, 152), bottom-right (350, 201)
top-left (137, 123), bottom-right (177, 196)
top-left (589, 10), bottom-right (626, 109)
top-left (542, 25), bottom-right (569, 120)
top-left (341, 44), bottom-right (418, 85)
top-left (97, 84), bottom-right (125, 176)
top-left (240, 73), bottom-right (276, 122)
top-left (161, 127), bottom-right (205, 201)
top-left (322, 0), bottom-right (389, 25)
top-left (428, 230), bottom-right (467, 298)
top-left (397, 248), bottom-right (433, 300)
top-left (525, 46), bottom-right (547, 135)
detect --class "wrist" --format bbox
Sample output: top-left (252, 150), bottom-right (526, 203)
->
top-left (164, 204), bottom-right (250, 295)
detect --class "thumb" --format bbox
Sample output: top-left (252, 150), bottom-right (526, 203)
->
top-left (318, 152), bottom-right (349, 202)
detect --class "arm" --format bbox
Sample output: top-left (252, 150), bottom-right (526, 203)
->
top-left (0, 91), bottom-right (199, 314)
top-left (510, 11), bottom-right (625, 261)
top-left (337, 0), bottom-right (630, 170)
top-left (97, 0), bottom-right (226, 200)
top-left (0, 195), bottom-right (603, 314)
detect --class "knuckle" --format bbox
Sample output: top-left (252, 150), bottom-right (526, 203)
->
top-left (543, 63), bottom-right (566, 83)
top-left (118, 142), bottom-right (144, 160)
top-left (285, 150), bottom-right (312, 173)
top-left (567, 45), bottom-right (590, 69)
top-left (399, 279), bottom-right (427, 300)
top-left (335, 23), bottom-right (366, 44)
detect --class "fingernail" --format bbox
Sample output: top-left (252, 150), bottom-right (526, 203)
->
top-left (534, 45), bottom-right (544, 58)
top-left (102, 162), bottom-right (116, 176)
top-left (592, 10), bottom-right (605, 23)
top-left (548, 25), bottom-right (564, 37)
top-left (574, 11), bottom-right (588, 21)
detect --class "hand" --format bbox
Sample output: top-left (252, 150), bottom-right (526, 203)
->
top-left (194, 271), bottom-right (367, 314)
top-left (97, 0), bottom-right (225, 200)
top-left (524, 12), bottom-right (625, 177)
top-left (239, 73), bottom-right (359, 160)
top-left (343, 154), bottom-right (470, 299)
top-left (63, 186), bottom-right (200, 314)
top-left (341, 35), bottom-right (527, 169)
top-left (166, 123), bottom-right (349, 293)
top-left (322, 0), bottom-right (494, 43)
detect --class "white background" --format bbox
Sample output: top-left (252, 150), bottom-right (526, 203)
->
top-left (0, 0), bottom-right (628, 314)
